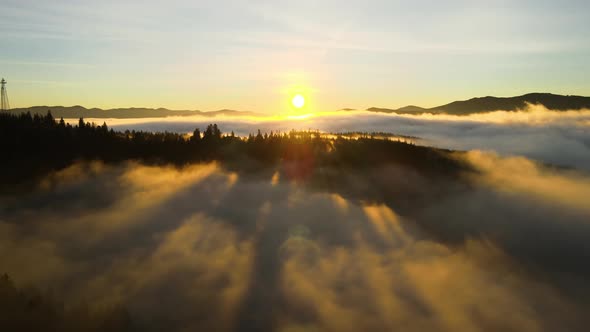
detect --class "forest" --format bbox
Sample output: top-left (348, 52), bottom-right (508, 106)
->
top-left (0, 111), bottom-right (466, 190)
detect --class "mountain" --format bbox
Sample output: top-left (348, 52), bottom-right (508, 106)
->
top-left (7, 106), bottom-right (259, 119)
top-left (9, 93), bottom-right (590, 118)
top-left (368, 105), bottom-right (427, 114)
top-left (368, 93), bottom-right (590, 115)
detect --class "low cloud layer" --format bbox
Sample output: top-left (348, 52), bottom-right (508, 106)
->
top-left (78, 105), bottom-right (590, 171)
top-left (1, 151), bottom-right (590, 331)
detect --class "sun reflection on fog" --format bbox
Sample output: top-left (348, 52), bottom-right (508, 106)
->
top-left (271, 171), bottom-right (280, 186)
top-left (227, 172), bottom-right (239, 188)
top-left (286, 113), bottom-right (316, 120)
top-left (330, 194), bottom-right (349, 214)
top-left (363, 204), bottom-right (410, 244)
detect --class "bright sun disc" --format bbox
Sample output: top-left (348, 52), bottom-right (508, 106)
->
top-left (292, 94), bottom-right (305, 109)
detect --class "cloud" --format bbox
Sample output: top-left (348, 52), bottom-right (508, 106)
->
top-left (1, 152), bottom-right (590, 331)
top-left (81, 105), bottom-right (590, 171)
top-left (463, 150), bottom-right (590, 212)
top-left (280, 235), bottom-right (583, 332)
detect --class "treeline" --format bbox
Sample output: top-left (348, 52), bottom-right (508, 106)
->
top-left (335, 131), bottom-right (418, 140)
top-left (0, 111), bottom-right (465, 187)
top-left (0, 274), bottom-right (134, 332)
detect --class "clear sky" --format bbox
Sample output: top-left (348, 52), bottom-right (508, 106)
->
top-left (1, 0), bottom-right (589, 113)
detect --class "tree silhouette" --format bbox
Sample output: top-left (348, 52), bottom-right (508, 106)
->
top-left (191, 128), bottom-right (201, 143)
top-left (0, 112), bottom-right (467, 188)
top-left (212, 124), bottom-right (221, 139)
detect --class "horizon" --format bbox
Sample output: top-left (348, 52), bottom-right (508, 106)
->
top-left (2, 1), bottom-right (590, 112)
top-left (8, 91), bottom-right (590, 112)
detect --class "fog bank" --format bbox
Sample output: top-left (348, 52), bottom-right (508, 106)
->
top-left (1, 151), bottom-right (590, 331)
top-left (78, 105), bottom-right (590, 170)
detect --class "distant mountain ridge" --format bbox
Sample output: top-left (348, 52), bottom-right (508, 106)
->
top-left (368, 93), bottom-right (590, 115)
top-left (7, 105), bottom-right (259, 119)
top-left (7, 93), bottom-right (590, 118)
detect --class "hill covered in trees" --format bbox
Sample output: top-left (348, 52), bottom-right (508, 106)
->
top-left (7, 106), bottom-right (259, 119)
top-left (0, 111), bottom-right (466, 190)
top-left (10, 93), bottom-right (590, 120)
top-left (368, 93), bottom-right (590, 115)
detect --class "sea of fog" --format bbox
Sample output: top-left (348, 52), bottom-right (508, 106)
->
top-left (5, 106), bottom-right (590, 331)
top-left (79, 104), bottom-right (590, 171)
top-left (2, 151), bottom-right (590, 331)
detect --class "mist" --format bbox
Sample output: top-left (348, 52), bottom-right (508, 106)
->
top-left (2, 150), bottom-right (590, 331)
top-left (76, 105), bottom-right (590, 171)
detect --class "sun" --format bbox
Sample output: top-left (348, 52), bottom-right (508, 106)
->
top-left (292, 94), bottom-right (305, 109)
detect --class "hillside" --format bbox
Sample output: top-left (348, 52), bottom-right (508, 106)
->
top-left (367, 105), bottom-right (427, 114)
top-left (7, 106), bottom-right (259, 119)
top-left (368, 93), bottom-right (590, 115)
top-left (0, 112), bottom-right (465, 187)
top-left (8, 93), bottom-right (590, 119)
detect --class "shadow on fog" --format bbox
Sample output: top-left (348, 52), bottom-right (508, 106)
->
top-left (1, 157), bottom-right (590, 331)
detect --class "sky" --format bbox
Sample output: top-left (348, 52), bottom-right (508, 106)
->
top-left (1, 0), bottom-right (589, 113)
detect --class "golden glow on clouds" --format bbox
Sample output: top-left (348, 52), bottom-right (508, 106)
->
top-left (2, 157), bottom-right (589, 330)
top-left (363, 205), bottom-right (409, 245)
top-left (464, 150), bottom-right (590, 212)
top-left (286, 113), bottom-right (315, 120)
top-left (271, 171), bottom-right (280, 186)
top-left (67, 104), bottom-right (590, 129)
